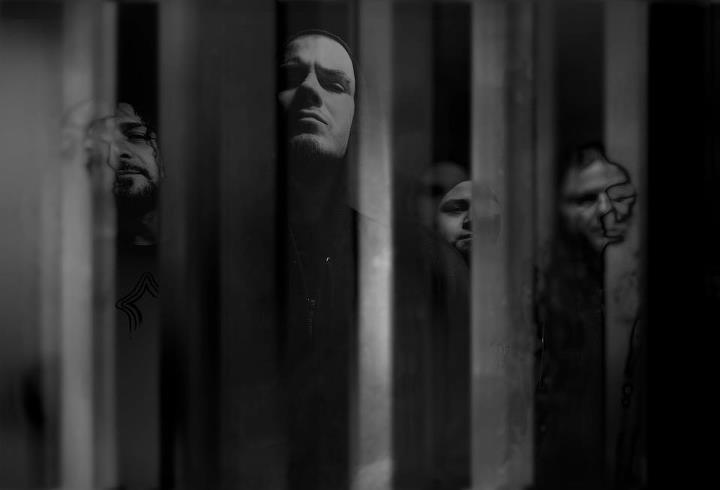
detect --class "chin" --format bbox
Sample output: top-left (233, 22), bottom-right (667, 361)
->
top-left (289, 134), bottom-right (344, 161)
top-left (590, 236), bottom-right (621, 252)
top-left (114, 181), bottom-right (152, 198)
top-left (114, 179), bottom-right (157, 204)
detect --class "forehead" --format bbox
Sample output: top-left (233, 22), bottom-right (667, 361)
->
top-left (89, 110), bottom-right (143, 133)
top-left (424, 166), bottom-right (467, 192)
top-left (114, 104), bottom-right (145, 127)
top-left (441, 181), bottom-right (472, 203)
top-left (563, 160), bottom-right (627, 194)
top-left (284, 35), bottom-right (355, 82)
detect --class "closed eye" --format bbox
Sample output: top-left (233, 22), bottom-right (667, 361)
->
top-left (321, 76), bottom-right (349, 94)
top-left (440, 199), bottom-right (469, 214)
top-left (317, 66), bottom-right (353, 95)
top-left (121, 123), bottom-right (152, 144)
top-left (127, 131), bottom-right (147, 141)
top-left (568, 193), bottom-right (599, 206)
top-left (279, 64), bottom-right (307, 89)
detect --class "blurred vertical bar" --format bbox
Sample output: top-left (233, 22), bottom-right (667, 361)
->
top-left (505, 1), bottom-right (535, 488)
top-left (352, 0), bottom-right (394, 489)
top-left (535, 0), bottom-right (555, 260)
top-left (218, 2), bottom-right (282, 489)
top-left (391, 2), bottom-right (435, 487)
top-left (392, 1), bottom-right (433, 182)
top-left (532, 2), bottom-right (554, 486)
top-left (470, 1), bottom-right (535, 488)
top-left (158, 1), bottom-right (192, 487)
top-left (603, 0), bottom-right (647, 485)
top-left (0, 1), bottom-right (62, 486)
top-left (93, 1), bottom-right (118, 487)
top-left (159, 0), bottom-right (222, 488)
top-left (470, 1), bottom-right (509, 488)
top-left (60, 1), bottom-right (117, 489)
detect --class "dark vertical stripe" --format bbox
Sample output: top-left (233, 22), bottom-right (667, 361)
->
top-left (432, 2), bottom-right (471, 171)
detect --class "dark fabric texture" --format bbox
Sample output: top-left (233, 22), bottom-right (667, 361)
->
top-left (283, 208), bottom-right (470, 490)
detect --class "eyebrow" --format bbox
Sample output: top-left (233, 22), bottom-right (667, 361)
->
top-left (119, 122), bottom-right (147, 132)
top-left (280, 59), bottom-right (354, 90)
top-left (566, 191), bottom-right (602, 202)
top-left (316, 66), bottom-right (353, 87)
top-left (440, 198), bottom-right (470, 210)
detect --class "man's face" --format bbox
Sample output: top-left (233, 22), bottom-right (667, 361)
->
top-left (417, 162), bottom-right (468, 229)
top-left (278, 35), bottom-right (356, 160)
top-left (560, 160), bottom-right (637, 251)
top-left (437, 180), bottom-right (501, 260)
top-left (88, 104), bottom-right (160, 199)
top-left (438, 181), bottom-right (472, 258)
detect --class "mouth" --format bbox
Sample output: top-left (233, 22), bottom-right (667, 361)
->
top-left (599, 223), bottom-right (627, 239)
top-left (116, 167), bottom-right (147, 178)
top-left (295, 110), bottom-right (328, 125)
top-left (456, 235), bottom-right (472, 249)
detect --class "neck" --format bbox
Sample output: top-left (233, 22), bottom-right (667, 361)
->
top-left (286, 151), bottom-right (346, 227)
top-left (118, 209), bottom-right (158, 246)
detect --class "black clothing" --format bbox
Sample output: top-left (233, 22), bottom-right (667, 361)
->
top-left (283, 208), bottom-right (471, 490)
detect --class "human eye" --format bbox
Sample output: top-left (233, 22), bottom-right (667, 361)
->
top-left (321, 73), bottom-right (349, 93)
top-left (280, 64), bottom-right (305, 89)
top-left (571, 193), bottom-right (598, 206)
top-left (125, 128), bottom-right (149, 143)
top-left (440, 200), bottom-right (467, 214)
top-left (607, 183), bottom-right (637, 203)
top-left (612, 195), bottom-right (636, 205)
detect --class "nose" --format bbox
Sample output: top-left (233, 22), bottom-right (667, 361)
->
top-left (106, 139), bottom-right (132, 170)
top-left (294, 71), bottom-right (322, 107)
top-left (462, 211), bottom-right (472, 231)
top-left (597, 192), bottom-right (613, 215)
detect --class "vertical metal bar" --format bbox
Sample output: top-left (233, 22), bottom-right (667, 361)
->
top-left (60, 3), bottom-right (90, 489)
top-left (535, 0), bottom-right (556, 260)
top-left (531, 4), bottom-right (556, 487)
top-left (391, 2), bottom-right (435, 485)
top-left (59, 1), bottom-right (116, 488)
top-left (505, 2), bottom-right (536, 487)
top-left (470, 1), bottom-right (510, 489)
top-left (92, 2), bottom-right (118, 487)
top-left (159, 1), bottom-right (221, 488)
top-left (217, 1), bottom-right (282, 489)
top-left (353, 1), bottom-right (394, 489)
top-left (603, 0), bottom-right (647, 484)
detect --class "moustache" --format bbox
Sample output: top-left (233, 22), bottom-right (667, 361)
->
top-left (115, 163), bottom-right (150, 179)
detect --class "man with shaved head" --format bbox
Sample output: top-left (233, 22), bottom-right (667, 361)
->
top-left (437, 179), bottom-right (501, 263)
top-left (277, 30), bottom-right (359, 490)
top-left (278, 30), bottom-right (471, 490)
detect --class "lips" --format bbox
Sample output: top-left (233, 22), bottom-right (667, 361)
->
top-left (295, 110), bottom-right (328, 125)
top-left (603, 230), bottom-right (625, 239)
top-left (116, 166), bottom-right (147, 178)
top-left (456, 235), bottom-right (472, 248)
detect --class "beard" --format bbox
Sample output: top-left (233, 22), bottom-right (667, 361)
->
top-left (114, 179), bottom-right (158, 220)
top-left (286, 135), bottom-right (345, 186)
top-left (288, 135), bottom-right (335, 164)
